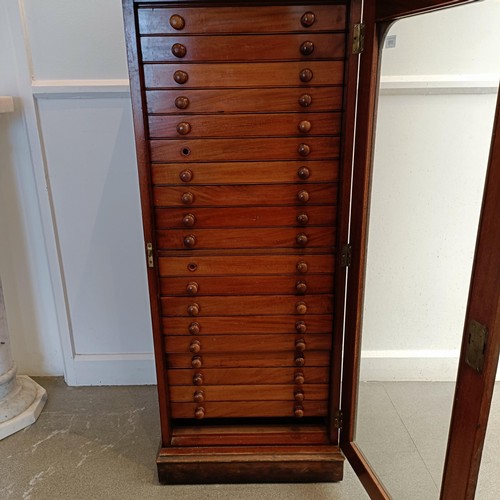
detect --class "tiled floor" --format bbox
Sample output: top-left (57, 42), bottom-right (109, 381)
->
top-left (0, 378), bottom-right (498, 499)
top-left (357, 381), bottom-right (500, 499)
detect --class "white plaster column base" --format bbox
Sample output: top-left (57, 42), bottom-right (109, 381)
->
top-left (0, 375), bottom-right (47, 440)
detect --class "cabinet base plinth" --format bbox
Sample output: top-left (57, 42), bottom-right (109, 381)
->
top-left (157, 445), bottom-right (344, 484)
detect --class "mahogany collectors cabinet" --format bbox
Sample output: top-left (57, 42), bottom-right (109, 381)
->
top-left (123, 0), bottom-right (365, 485)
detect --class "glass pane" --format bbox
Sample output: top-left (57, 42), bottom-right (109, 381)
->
top-left (353, 1), bottom-right (499, 497)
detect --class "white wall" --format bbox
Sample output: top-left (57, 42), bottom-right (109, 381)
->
top-left (0, 0), bottom-right (498, 384)
top-left (360, 0), bottom-right (500, 381)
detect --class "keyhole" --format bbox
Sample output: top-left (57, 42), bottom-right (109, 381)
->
top-left (181, 147), bottom-right (191, 157)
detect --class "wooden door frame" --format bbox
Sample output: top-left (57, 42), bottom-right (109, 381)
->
top-left (340, 0), bottom-right (484, 498)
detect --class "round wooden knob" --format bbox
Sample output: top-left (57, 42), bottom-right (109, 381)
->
top-left (193, 373), bottom-right (204, 386)
top-left (297, 190), bottom-right (310, 203)
top-left (174, 70), bottom-right (189, 84)
top-left (296, 233), bottom-right (308, 246)
top-left (179, 169), bottom-right (193, 182)
top-left (188, 303), bottom-right (200, 316)
top-left (294, 405), bottom-right (305, 418)
top-left (297, 167), bottom-right (311, 180)
top-left (299, 94), bottom-right (312, 107)
top-left (190, 340), bottom-right (201, 353)
top-left (300, 41), bottom-right (315, 55)
top-left (181, 192), bottom-right (194, 205)
top-left (183, 213), bottom-right (196, 227)
top-left (296, 301), bottom-right (307, 314)
top-left (184, 234), bottom-right (196, 248)
top-left (177, 122), bottom-right (191, 135)
top-left (299, 69), bottom-right (313, 82)
top-left (296, 261), bottom-right (308, 273)
top-left (298, 120), bottom-right (312, 133)
top-left (297, 213), bottom-right (309, 225)
top-left (170, 14), bottom-right (185, 30)
top-left (172, 43), bottom-right (187, 58)
top-left (175, 96), bottom-right (190, 109)
top-left (193, 390), bottom-right (204, 403)
top-left (296, 321), bottom-right (307, 334)
top-left (194, 406), bottom-right (205, 419)
top-left (191, 355), bottom-right (202, 369)
top-left (296, 280), bottom-right (307, 294)
top-left (295, 338), bottom-right (306, 352)
top-left (186, 281), bottom-right (199, 295)
top-left (294, 372), bottom-right (305, 385)
top-left (295, 355), bottom-right (305, 367)
top-left (301, 12), bottom-right (316, 27)
top-left (298, 143), bottom-right (311, 157)
top-left (189, 322), bottom-right (200, 335)
top-left (294, 390), bottom-right (305, 402)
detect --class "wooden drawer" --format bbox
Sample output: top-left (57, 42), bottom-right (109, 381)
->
top-left (150, 137), bottom-right (340, 162)
top-left (159, 254), bottom-right (335, 276)
top-left (148, 112), bottom-right (341, 139)
top-left (169, 384), bottom-right (328, 402)
top-left (144, 61), bottom-right (344, 89)
top-left (156, 227), bottom-right (335, 250)
top-left (155, 206), bottom-right (337, 229)
top-left (152, 160), bottom-right (339, 185)
top-left (166, 350), bottom-right (331, 368)
top-left (167, 367), bottom-right (329, 385)
top-left (170, 400), bottom-right (327, 418)
top-left (159, 274), bottom-right (334, 296)
top-left (153, 183), bottom-right (338, 207)
top-left (146, 87), bottom-right (343, 114)
top-left (161, 294), bottom-right (333, 317)
top-left (138, 5), bottom-right (346, 35)
top-left (141, 33), bottom-right (345, 63)
top-left (165, 333), bottom-right (331, 354)
top-left (162, 315), bottom-right (333, 335)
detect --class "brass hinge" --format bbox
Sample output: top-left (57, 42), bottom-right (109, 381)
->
top-left (334, 410), bottom-right (343, 430)
top-left (352, 23), bottom-right (365, 54)
top-left (146, 242), bottom-right (154, 268)
top-left (466, 319), bottom-right (488, 373)
top-left (340, 243), bottom-right (352, 267)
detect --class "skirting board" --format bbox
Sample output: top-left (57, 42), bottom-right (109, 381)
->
top-left (360, 350), bottom-right (488, 382)
top-left (69, 353), bottom-right (156, 386)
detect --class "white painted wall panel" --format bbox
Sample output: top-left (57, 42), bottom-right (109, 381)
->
top-left (36, 97), bottom-right (152, 355)
top-left (381, 0), bottom-right (500, 77)
top-left (23, 0), bottom-right (128, 80)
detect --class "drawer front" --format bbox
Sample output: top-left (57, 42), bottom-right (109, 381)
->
top-left (156, 227), bottom-right (335, 250)
top-left (161, 294), bottom-right (333, 317)
top-left (159, 274), bottom-right (334, 296)
top-left (141, 33), bottom-right (345, 63)
top-left (170, 400), bottom-right (327, 418)
top-left (144, 61), bottom-right (344, 89)
top-left (150, 137), bottom-right (340, 162)
top-left (155, 206), bottom-right (337, 229)
top-left (138, 5), bottom-right (346, 35)
top-left (162, 315), bottom-right (333, 336)
top-left (166, 351), bottom-right (330, 368)
top-left (159, 254), bottom-right (335, 276)
top-left (169, 384), bottom-right (328, 402)
top-left (167, 367), bottom-right (329, 385)
top-left (152, 160), bottom-right (339, 185)
top-left (165, 333), bottom-right (331, 354)
top-left (153, 183), bottom-right (337, 207)
top-left (149, 112), bottom-right (341, 139)
top-left (146, 87), bottom-right (343, 114)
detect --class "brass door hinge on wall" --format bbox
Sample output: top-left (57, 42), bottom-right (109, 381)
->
top-left (352, 23), bottom-right (365, 54)
top-left (340, 243), bottom-right (352, 267)
top-left (146, 242), bottom-right (154, 268)
top-left (334, 410), bottom-right (344, 430)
